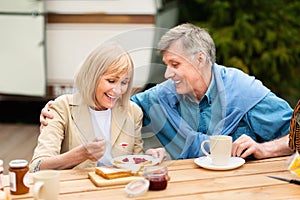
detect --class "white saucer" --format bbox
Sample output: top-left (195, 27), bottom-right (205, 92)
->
top-left (194, 156), bottom-right (245, 170)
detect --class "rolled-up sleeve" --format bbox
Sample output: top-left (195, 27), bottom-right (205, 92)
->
top-left (245, 92), bottom-right (293, 142)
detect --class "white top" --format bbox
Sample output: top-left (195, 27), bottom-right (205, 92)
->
top-left (89, 107), bottom-right (112, 166)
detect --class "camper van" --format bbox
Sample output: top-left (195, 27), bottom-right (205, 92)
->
top-left (0, 0), bottom-right (178, 99)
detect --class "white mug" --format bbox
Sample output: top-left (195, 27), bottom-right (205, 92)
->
top-left (32, 170), bottom-right (60, 200)
top-left (201, 135), bottom-right (232, 166)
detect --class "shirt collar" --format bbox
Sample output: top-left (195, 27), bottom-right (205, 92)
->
top-left (179, 68), bottom-right (214, 105)
top-left (205, 69), bottom-right (215, 105)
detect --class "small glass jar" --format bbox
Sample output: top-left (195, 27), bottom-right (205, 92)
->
top-left (0, 160), bottom-right (3, 191)
top-left (9, 159), bottom-right (30, 195)
top-left (143, 165), bottom-right (168, 191)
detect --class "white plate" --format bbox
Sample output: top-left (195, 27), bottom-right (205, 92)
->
top-left (194, 156), bottom-right (245, 170)
top-left (111, 155), bottom-right (159, 172)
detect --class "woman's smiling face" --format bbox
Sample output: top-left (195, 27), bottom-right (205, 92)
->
top-left (94, 71), bottom-right (130, 110)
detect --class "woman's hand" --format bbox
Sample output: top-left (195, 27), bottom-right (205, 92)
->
top-left (145, 147), bottom-right (167, 163)
top-left (83, 137), bottom-right (106, 162)
top-left (38, 137), bottom-right (106, 170)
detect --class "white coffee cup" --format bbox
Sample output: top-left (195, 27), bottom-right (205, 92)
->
top-left (32, 170), bottom-right (60, 200)
top-left (201, 135), bottom-right (232, 166)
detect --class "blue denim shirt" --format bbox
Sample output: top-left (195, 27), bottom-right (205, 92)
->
top-left (179, 72), bottom-right (291, 142)
top-left (131, 64), bottom-right (293, 159)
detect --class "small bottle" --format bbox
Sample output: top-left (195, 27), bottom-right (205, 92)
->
top-left (9, 159), bottom-right (30, 195)
top-left (0, 160), bottom-right (3, 191)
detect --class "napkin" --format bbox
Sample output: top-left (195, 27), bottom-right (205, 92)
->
top-left (288, 152), bottom-right (300, 177)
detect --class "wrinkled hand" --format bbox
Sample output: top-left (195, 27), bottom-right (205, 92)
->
top-left (232, 134), bottom-right (265, 159)
top-left (39, 100), bottom-right (54, 131)
top-left (84, 137), bottom-right (106, 162)
top-left (145, 148), bottom-right (167, 163)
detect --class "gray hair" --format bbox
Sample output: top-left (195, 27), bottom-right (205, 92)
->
top-left (75, 42), bottom-right (134, 109)
top-left (158, 23), bottom-right (216, 66)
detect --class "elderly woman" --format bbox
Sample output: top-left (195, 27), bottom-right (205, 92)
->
top-left (30, 42), bottom-right (165, 172)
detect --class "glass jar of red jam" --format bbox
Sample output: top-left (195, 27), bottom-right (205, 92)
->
top-left (9, 159), bottom-right (30, 195)
top-left (144, 166), bottom-right (168, 191)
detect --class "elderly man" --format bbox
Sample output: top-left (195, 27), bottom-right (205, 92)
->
top-left (41, 23), bottom-right (294, 160)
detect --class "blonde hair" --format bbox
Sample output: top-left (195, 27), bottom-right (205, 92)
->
top-left (75, 42), bottom-right (134, 109)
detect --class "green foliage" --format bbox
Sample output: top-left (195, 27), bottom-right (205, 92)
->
top-left (179, 0), bottom-right (300, 106)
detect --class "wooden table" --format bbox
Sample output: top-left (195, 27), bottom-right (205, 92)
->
top-left (6, 156), bottom-right (300, 200)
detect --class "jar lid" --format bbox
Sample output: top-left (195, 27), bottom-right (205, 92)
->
top-left (125, 178), bottom-right (149, 198)
top-left (9, 159), bottom-right (28, 168)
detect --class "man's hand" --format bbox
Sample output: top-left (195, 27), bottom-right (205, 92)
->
top-left (39, 100), bottom-right (54, 131)
top-left (232, 134), bottom-right (294, 159)
top-left (232, 134), bottom-right (265, 159)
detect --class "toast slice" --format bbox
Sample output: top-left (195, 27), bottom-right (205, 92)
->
top-left (95, 167), bottom-right (133, 180)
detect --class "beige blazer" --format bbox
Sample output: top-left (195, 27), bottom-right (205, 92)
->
top-left (30, 93), bottom-right (144, 172)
